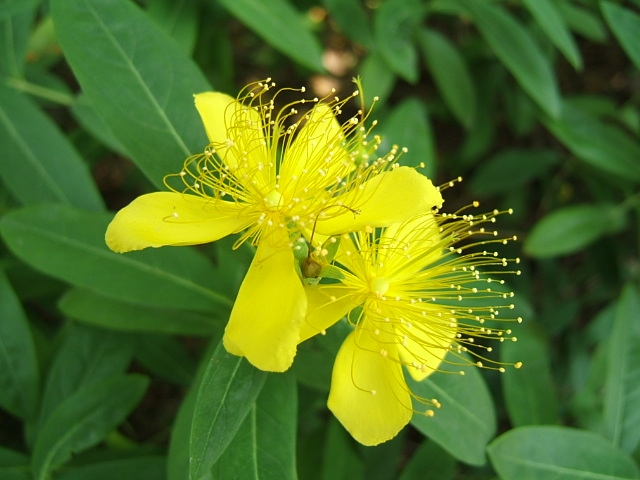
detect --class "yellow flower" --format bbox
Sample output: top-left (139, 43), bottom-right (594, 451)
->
top-left (105, 79), bottom-right (443, 372)
top-left (301, 202), bottom-right (522, 445)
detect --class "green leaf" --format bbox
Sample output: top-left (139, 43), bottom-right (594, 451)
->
top-left (216, 0), bottom-right (323, 72)
top-left (543, 101), bottom-right (640, 182)
top-left (321, 418), bottom-right (364, 480)
top-left (0, 84), bottom-right (104, 211)
top-left (189, 341), bottom-right (267, 480)
top-left (409, 352), bottom-right (496, 466)
top-left (419, 29), bottom-right (477, 130)
top-left (469, 148), bottom-right (560, 196)
top-left (501, 322), bottom-right (559, 426)
top-left (452, 0), bottom-right (561, 118)
top-left (56, 456), bottom-right (166, 480)
top-left (322, 0), bottom-right (373, 48)
top-left (601, 2), bottom-right (640, 70)
top-left (211, 372), bottom-right (298, 480)
top-left (0, 446), bottom-right (30, 480)
top-left (51, 0), bottom-right (210, 188)
top-left (373, 0), bottom-right (423, 83)
top-left (488, 426), bottom-right (640, 480)
top-left (146, 0), bottom-right (198, 54)
top-left (34, 323), bottom-right (135, 440)
top-left (0, 204), bottom-right (233, 312)
top-left (557, 1), bottom-right (608, 43)
top-left (359, 52), bottom-right (396, 107)
top-left (70, 93), bottom-right (128, 156)
top-left (521, 0), bottom-right (582, 70)
top-left (0, 268), bottom-right (39, 420)
top-left (525, 203), bottom-right (626, 258)
top-left (135, 334), bottom-right (196, 387)
top-left (31, 374), bottom-right (149, 480)
top-left (379, 98), bottom-right (436, 179)
top-left (399, 440), bottom-right (456, 480)
top-left (59, 288), bottom-right (222, 336)
top-left (604, 284), bottom-right (640, 453)
top-left (0, 3), bottom-right (36, 76)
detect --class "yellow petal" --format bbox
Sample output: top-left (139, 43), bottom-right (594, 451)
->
top-left (105, 192), bottom-right (253, 253)
top-left (280, 104), bottom-right (348, 193)
top-left (299, 285), bottom-right (359, 343)
top-left (223, 228), bottom-right (307, 372)
top-left (194, 92), bottom-right (271, 186)
top-left (316, 167), bottom-right (443, 236)
top-left (398, 308), bottom-right (456, 381)
top-left (328, 328), bottom-right (412, 446)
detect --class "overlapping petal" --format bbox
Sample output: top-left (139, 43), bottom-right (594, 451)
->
top-left (328, 328), bottom-right (413, 446)
top-left (316, 167), bottom-right (443, 236)
top-left (223, 228), bottom-right (307, 372)
top-left (105, 192), bottom-right (253, 253)
top-left (299, 285), bottom-right (360, 343)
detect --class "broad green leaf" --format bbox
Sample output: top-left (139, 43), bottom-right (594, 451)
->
top-left (0, 204), bottom-right (233, 312)
top-left (189, 341), bottom-right (267, 480)
top-left (59, 288), bottom-right (222, 336)
top-left (0, 84), bottom-right (104, 211)
top-left (501, 322), bottom-right (559, 426)
top-left (70, 93), bottom-right (128, 156)
top-left (168, 387), bottom-right (197, 480)
top-left (373, 0), bottom-right (423, 83)
top-left (557, 1), bottom-right (608, 43)
top-left (34, 323), bottom-right (135, 437)
top-left (360, 52), bottom-right (396, 106)
top-left (379, 98), bottom-right (436, 179)
top-left (452, 0), bottom-right (560, 118)
top-left (135, 334), bottom-right (196, 387)
top-left (0, 268), bottom-right (39, 420)
top-left (216, 0), bottom-right (323, 72)
top-left (361, 432), bottom-right (406, 480)
top-left (469, 148), bottom-right (560, 196)
top-left (31, 374), bottom-right (149, 480)
top-left (211, 372), bottom-right (298, 480)
top-left (525, 203), bottom-right (626, 258)
top-left (147, 0), bottom-right (198, 54)
top-left (419, 29), bottom-right (477, 130)
top-left (604, 284), bottom-right (640, 452)
top-left (322, 0), bottom-right (373, 48)
top-left (488, 426), bottom-right (640, 480)
top-left (51, 0), bottom-right (210, 188)
top-left (399, 440), bottom-right (456, 480)
top-left (522, 0), bottom-right (582, 70)
top-left (0, 446), bottom-right (30, 480)
top-left (409, 352), bottom-right (496, 466)
top-left (321, 418), bottom-right (364, 480)
top-left (0, 3), bottom-right (36, 75)
top-left (601, 2), bottom-right (640, 70)
top-left (56, 456), bottom-right (166, 480)
top-left (544, 101), bottom-right (640, 182)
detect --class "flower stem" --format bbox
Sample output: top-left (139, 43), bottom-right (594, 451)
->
top-left (5, 77), bottom-right (74, 106)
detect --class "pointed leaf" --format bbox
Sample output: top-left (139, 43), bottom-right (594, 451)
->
top-left (51, 0), bottom-right (210, 188)
top-left (453, 0), bottom-right (560, 118)
top-left (409, 352), bottom-right (496, 466)
top-left (32, 374), bottom-right (149, 480)
top-left (601, 1), bottom-right (640, 70)
top-left (488, 426), bottom-right (640, 480)
top-left (211, 372), bottom-right (298, 480)
top-left (0, 84), bottom-right (104, 211)
top-left (419, 29), bottom-right (477, 130)
top-left (216, 0), bottom-right (323, 72)
top-left (604, 284), bottom-right (640, 452)
top-left (189, 341), bottom-right (267, 480)
top-left (0, 204), bottom-right (233, 312)
top-left (0, 268), bottom-right (39, 420)
top-left (521, 0), bottom-right (582, 70)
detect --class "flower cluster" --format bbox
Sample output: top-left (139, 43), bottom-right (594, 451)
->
top-left (105, 79), bottom-right (521, 446)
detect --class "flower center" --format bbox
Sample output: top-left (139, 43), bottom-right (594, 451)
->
top-left (264, 189), bottom-right (284, 211)
top-left (369, 276), bottom-right (390, 296)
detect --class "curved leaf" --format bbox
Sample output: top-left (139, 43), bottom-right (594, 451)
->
top-left (488, 426), bottom-right (640, 480)
top-left (51, 0), bottom-right (210, 188)
top-left (601, 1), bottom-right (640, 70)
top-left (216, 0), bottom-right (323, 72)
